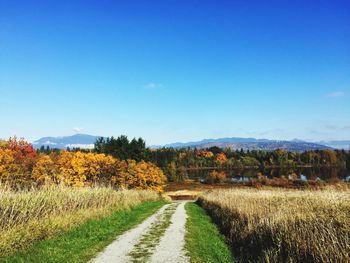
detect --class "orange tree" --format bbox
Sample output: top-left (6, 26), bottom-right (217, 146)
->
top-left (206, 170), bottom-right (227, 184)
top-left (216, 152), bottom-right (228, 165)
top-left (32, 154), bottom-right (59, 185)
top-left (0, 148), bottom-right (16, 182)
top-left (113, 159), bottom-right (167, 192)
top-left (0, 137), bottom-right (37, 185)
top-left (57, 151), bottom-right (116, 187)
top-left (1, 137), bottom-right (167, 190)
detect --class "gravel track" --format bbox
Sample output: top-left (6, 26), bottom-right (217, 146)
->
top-left (91, 201), bottom-right (189, 263)
top-left (91, 204), bottom-right (170, 263)
top-left (150, 201), bottom-right (190, 263)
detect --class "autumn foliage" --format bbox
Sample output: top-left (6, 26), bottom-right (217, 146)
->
top-left (197, 150), bottom-right (214, 158)
top-left (0, 137), bottom-right (37, 184)
top-left (206, 170), bottom-right (227, 184)
top-left (215, 152), bottom-right (228, 165)
top-left (114, 160), bottom-right (166, 192)
top-left (0, 137), bottom-right (166, 191)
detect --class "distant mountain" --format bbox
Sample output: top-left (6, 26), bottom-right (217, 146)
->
top-left (316, 140), bottom-right (350, 150)
top-left (33, 134), bottom-right (347, 151)
top-left (151, 137), bottom-right (333, 152)
top-left (33, 134), bottom-right (102, 149)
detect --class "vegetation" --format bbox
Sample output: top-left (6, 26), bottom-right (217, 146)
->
top-left (94, 136), bottom-right (147, 161)
top-left (205, 170), bottom-right (227, 184)
top-left (185, 202), bottom-right (234, 263)
top-left (0, 137), bottom-right (166, 191)
top-left (2, 201), bottom-right (165, 263)
top-left (148, 147), bottom-right (349, 174)
top-left (198, 188), bottom-right (350, 262)
top-left (56, 134), bottom-right (350, 182)
top-left (115, 159), bottom-right (166, 192)
top-left (0, 186), bottom-right (161, 258)
top-left (23, 135), bottom-right (350, 183)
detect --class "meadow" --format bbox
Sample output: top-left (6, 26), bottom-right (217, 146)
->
top-left (0, 186), bottom-right (161, 258)
top-left (1, 137), bottom-right (350, 262)
top-left (198, 187), bottom-right (350, 262)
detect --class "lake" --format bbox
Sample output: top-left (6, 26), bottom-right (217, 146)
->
top-left (186, 167), bottom-right (350, 183)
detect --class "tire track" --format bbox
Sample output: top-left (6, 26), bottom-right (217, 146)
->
top-left (91, 201), bottom-right (189, 263)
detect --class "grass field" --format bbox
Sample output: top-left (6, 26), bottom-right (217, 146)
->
top-left (198, 188), bottom-right (350, 262)
top-left (1, 201), bottom-right (165, 263)
top-left (185, 202), bottom-right (234, 263)
top-left (0, 186), bottom-right (161, 258)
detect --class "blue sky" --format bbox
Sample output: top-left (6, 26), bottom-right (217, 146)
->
top-left (0, 0), bottom-right (349, 144)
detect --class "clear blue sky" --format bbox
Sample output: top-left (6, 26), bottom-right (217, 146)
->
top-left (0, 0), bottom-right (349, 144)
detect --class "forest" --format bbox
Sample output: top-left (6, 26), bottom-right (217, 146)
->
top-left (1, 135), bottom-right (349, 188)
top-left (93, 136), bottom-right (350, 181)
top-left (0, 137), bottom-right (165, 190)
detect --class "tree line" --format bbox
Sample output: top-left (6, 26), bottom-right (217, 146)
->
top-left (14, 135), bottom-right (350, 183)
top-left (91, 136), bottom-right (350, 182)
top-left (0, 137), bottom-right (166, 190)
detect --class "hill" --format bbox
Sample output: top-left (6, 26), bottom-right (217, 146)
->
top-left (152, 137), bottom-right (333, 152)
top-left (33, 134), bottom-right (101, 149)
top-left (316, 140), bottom-right (350, 150)
top-left (33, 135), bottom-right (347, 151)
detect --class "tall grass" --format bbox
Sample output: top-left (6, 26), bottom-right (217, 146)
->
top-left (198, 188), bottom-right (350, 262)
top-left (0, 186), bottom-right (161, 257)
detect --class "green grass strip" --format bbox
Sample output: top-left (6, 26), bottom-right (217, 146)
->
top-left (1, 201), bottom-right (166, 263)
top-left (185, 202), bottom-right (234, 263)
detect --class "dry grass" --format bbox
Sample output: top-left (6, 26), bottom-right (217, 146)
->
top-left (165, 180), bottom-right (237, 192)
top-left (0, 186), bottom-right (161, 257)
top-left (198, 188), bottom-right (350, 262)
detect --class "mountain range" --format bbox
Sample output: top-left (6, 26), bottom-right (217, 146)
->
top-left (32, 134), bottom-right (350, 151)
top-left (33, 134), bottom-right (101, 149)
top-left (151, 138), bottom-right (335, 151)
top-left (316, 140), bottom-right (350, 150)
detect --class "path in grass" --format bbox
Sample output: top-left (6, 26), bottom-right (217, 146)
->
top-left (93, 201), bottom-right (189, 263)
top-left (3, 200), bottom-right (233, 263)
top-left (150, 201), bottom-right (189, 263)
top-left (2, 201), bottom-right (165, 263)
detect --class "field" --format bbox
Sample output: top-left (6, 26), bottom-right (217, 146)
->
top-left (198, 187), bottom-right (350, 262)
top-left (0, 186), bottom-right (161, 258)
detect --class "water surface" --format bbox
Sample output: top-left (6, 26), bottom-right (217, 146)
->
top-left (187, 167), bottom-right (350, 183)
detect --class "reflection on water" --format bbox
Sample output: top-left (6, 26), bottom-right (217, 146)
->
top-left (187, 167), bottom-right (350, 183)
top-left (230, 177), bottom-right (250, 183)
top-left (300, 174), bottom-right (307, 181)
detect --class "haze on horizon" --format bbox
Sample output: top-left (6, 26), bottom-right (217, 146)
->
top-left (0, 0), bottom-right (349, 145)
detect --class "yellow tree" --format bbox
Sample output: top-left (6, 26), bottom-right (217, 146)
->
top-left (58, 151), bottom-right (116, 187)
top-left (198, 150), bottom-right (214, 158)
top-left (58, 151), bottom-right (87, 187)
top-left (115, 160), bottom-right (166, 192)
top-left (32, 154), bottom-right (58, 185)
top-left (83, 152), bottom-right (116, 184)
top-left (0, 149), bottom-right (17, 182)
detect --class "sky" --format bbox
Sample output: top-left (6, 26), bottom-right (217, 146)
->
top-left (0, 0), bottom-right (349, 145)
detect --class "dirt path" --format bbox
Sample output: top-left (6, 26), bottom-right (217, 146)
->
top-left (92, 201), bottom-right (189, 263)
top-left (91, 204), bottom-right (170, 263)
top-left (150, 201), bottom-right (189, 263)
